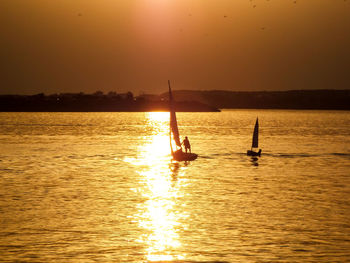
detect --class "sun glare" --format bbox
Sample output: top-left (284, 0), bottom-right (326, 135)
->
top-left (146, 111), bottom-right (169, 124)
top-left (143, 112), bottom-right (170, 161)
top-left (133, 111), bottom-right (187, 261)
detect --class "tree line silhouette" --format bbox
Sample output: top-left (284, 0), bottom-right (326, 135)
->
top-left (160, 89), bottom-right (350, 110)
top-left (1, 89), bottom-right (349, 112)
top-left (0, 91), bottom-right (219, 112)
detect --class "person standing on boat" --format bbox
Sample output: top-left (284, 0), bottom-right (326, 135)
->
top-left (182, 136), bottom-right (191, 153)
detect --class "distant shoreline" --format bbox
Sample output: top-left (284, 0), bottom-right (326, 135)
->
top-left (1, 89), bottom-right (349, 112)
top-left (158, 89), bottom-right (350, 111)
top-left (0, 92), bottom-right (220, 112)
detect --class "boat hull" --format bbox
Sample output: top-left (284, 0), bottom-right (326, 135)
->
top-left (247, 149), bottom-right (261, 157)
top-left (172, 151), bottom-right (198, 161)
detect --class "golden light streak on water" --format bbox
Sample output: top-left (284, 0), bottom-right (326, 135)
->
top-left (135, 112), bottom-right (186, 261)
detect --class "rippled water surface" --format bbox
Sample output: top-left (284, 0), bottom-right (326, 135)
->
top-left (0, 110), bottom-right (350, 262)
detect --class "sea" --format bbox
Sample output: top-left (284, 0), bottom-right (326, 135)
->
top-left (0, 110), bottom-right (349, 263)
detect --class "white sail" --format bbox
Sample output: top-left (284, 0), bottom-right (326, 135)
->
top-left (169, 81), bottom-right (181, 147)
top-left (251, 117), bottom-right (259, 148)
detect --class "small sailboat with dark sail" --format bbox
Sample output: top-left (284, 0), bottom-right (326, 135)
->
top-left (168, 81), bottom-right (198, 161)
top-left (247, 117), bottom-right (262, 157)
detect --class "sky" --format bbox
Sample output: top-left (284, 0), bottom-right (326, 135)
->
top-left (1, 0), bottom-right (349, 95)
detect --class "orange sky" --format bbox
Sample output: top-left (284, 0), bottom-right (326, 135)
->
top-left (1, 0), bottom-right (349, 94)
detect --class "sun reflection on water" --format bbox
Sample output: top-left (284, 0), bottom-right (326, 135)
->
top-left (135, 112), bottom-right (187, 261)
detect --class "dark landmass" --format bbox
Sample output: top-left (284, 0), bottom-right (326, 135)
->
top-left (1, 89), bottom-right (349, 112)
top-left (161, 89), bottom-right (350, 110)
top-left (0, 92), bottom-right (219, 112)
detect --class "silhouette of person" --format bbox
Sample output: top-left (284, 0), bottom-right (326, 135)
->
top-left (182, 136), bottom-right (191, 153)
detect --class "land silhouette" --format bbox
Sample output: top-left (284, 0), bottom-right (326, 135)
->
top-left (0, 91), bottom-right (219, 112)
top-left (160, 89), bottom-right (350, 110)
top-left (0, 90), bottom-right (349, 112)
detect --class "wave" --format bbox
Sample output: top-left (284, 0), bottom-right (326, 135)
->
top-left (275, 153), bottom-right (350, 158)
top-left (331, 152), bottom-right (350, 157)
top-left (200, 152), bottom-right (244, 160)
top-left (202, 152), bottom-right (350, 159)
top-left (149, 261), bottom-right (229, 263)
top-left (0, 123), bottom-right (95, 127)
top-left (274, 153), bottom-right (320, 158)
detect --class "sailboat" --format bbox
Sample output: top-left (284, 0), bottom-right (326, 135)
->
top-left (247, 117), bottom-right (262, 157)
top-left (168, 81), bottom-right (198, 161)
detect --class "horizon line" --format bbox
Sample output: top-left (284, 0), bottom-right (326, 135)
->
top-left (1, 88), bottom-right (349, 96)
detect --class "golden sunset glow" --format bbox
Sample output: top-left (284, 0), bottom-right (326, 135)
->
top-left (142, 112), bottom-right (170, 161)
top-left (2, 0), bottom-right (349, 94)
top-left (133, 112), bottom-right (187, 261)
top-left (138, 169), bottom-right (184, 261)
top-left (1, 0), bottom-right (350, 261)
